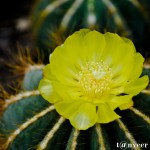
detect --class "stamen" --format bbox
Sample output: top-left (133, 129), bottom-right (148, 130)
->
top-left (78, 61), bottom-right (112, 98)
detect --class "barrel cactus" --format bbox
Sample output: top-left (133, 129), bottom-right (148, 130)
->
top-left (32, 0), bottom-right (150, 56)
top-left (0, 29), bottom-right (150, 150)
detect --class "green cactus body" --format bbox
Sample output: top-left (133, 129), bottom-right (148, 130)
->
top-left (0, 57), bottom-right (150, 150)
top-left (32, 0), bottom-right (150, 54)
top-left (0, 1), bottom-right (150, 148)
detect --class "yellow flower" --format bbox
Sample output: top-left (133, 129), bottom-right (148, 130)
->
top-left (39, 29), bottom-right (149, 130)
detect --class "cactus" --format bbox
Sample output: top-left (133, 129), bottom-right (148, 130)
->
top-left (32, 0), bottom-right (150, 56)
top-left (0, 1), bottom-right (150, 149)
top-left (1, 31), bottom-right (150, 150)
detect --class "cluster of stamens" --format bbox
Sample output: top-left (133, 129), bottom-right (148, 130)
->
top-left (78, 61), bottom-right (112, 98)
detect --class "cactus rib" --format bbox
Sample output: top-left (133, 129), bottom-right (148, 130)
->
top-left (37, 116), bottom-right (66, 150)
top-left (95, 124), bottom-right (106, 150)
top-left (70, 129), bottom-right (79, 150)
top-left (65, 128), bottom-right (80, 150)
top-left (0, 105), bottom-right (55, 150)
top-left (60, 0), bottom-right (84, 30)
top-left (102, 0), bottom-right (129, 33)
top-left (128, 0), bottom-right (148, 18)
top-left (116, 119), bottom-right (141, 150)
top-left (34, 0), bottom-right (69, 35)
top-left (129, 107), bottom-right (150, 124)
top-left (141, 89), bottom-right (150, 95)
top-left (3, 90), bottom-right (40, 109)
top-left (87, 0), bottom-right (96, 27)
top-left (26, 64), bottom-right (45, 72)
top-left (144, 63), bottom-right (150, 69)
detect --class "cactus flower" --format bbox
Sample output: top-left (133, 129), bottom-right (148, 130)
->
top-left (39, 29), bottom-right (149, 130)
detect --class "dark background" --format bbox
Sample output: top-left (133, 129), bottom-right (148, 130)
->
top-left (0, 0), bottom-right (36, 91)
top-left (0, 0), bottom-right (36, 49)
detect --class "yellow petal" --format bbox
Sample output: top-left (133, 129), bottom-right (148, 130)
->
top-left (119, 100), bottom-right (133, 110)
top-left (128, 53), bottom-right (144, 81)
top-left (43, 64), bottom-right (54, 80)
top-left (122, 37), bottom-right (136, 53)
top-left (69, 103), bottom-right (97, 130)
top-left (38, 79), bottom-right (59, 103)
top-left (63, 29), bottom-right (90, 62)
top-left (102, 33), bottom-right (135, 86)
top-left (55, 101), bottom-right (82, 119)
top-left (97, 103), bottom-right (120, 123)
top-left (111, 43), bottom-right (134, 78)
top-left (52, 81), bottom-right (81, 100)
top-left (83, 30), bottom-right (106, 61)
top-left (102, 32), bottom-right (126, 65)
top-left (51, 44), bottom-right (80, 67)
top-left (50, 46), bottom-right (78, 72)
top-left (50, 31), bottom-right (93, 85)
top-left (50, 47), bottom-right (80, 86)
top-left (109, 94), bottom-right (133, 110)
top-left (124, 75), bottom-right (149, 95)
top-left (110, 86), bottom-right (124, 95)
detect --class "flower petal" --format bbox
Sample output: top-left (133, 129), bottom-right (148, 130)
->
top-left (109, 94), bottom-right (133, 110)
top-left (111, 53), bottom-right (143, 90)
top-left (69, 103), bottom-right (97, 130)
top-left (128, 52), bottom-right (144, 81)
top-left (53, 81), bottom-right (82, 100)
top-left (124, 75), bottom-right (149, 95)
top-left (55, 101), bottom-right (82, 119)
top-left (38, 79), bottom-right (59, 103)
top-left (83, 30), bottom-right (106, 61)
top-left (110, 86), bottom-right (124, 95)
top-left (50, 46), bottom-right (79, 83)
top-left (43, 64), bottom-right (54, 80)
top-left (122, 37), bottom-right (136, 53)
top-left (119, 100), bottom-right (133, 110)
top-left (102, 33), bottom-right (135, 86)
top-left (63, 29), bottom-right (90, 61)
top-left (97, 103), bottom-right (120, 123)
top-left (103, 32), bottom-right (134, 64)
top-left (50, 30), bottom-right (93, 84)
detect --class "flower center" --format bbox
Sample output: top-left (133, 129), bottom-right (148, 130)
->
top-left (78, 61), bottom-right (112, 98)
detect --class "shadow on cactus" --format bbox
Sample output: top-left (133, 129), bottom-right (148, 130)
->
top-left (0, 29), bottom-right (150, 150)
top-left (32, 0), bottom-right (150, 58)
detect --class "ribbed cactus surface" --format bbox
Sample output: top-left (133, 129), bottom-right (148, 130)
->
top-left (32, 0), bottom-right (150, 55)
top-left (0, 53), bottom-right (150, 150)
top-left (1, 0), bottom-right (150, 149)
